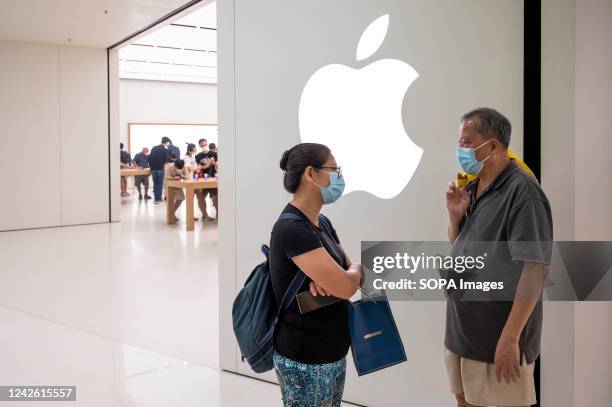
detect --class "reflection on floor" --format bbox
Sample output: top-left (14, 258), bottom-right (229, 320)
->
top-left (0, 194), bottom-right (286, 406)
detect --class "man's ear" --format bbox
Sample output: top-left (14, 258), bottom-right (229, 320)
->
top-left (491, 138), bottom-right (500, 151)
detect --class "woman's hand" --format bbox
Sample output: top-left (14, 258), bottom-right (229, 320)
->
top-left (309, 281), bottom-right (329, 296)
top-left (292, 247), bottom-right (363, 299)
top-left (309, 262), bottom-right (363, 297)
top-left (350, 262), bottom-right (365, 286)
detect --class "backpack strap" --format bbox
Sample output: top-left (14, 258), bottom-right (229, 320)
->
top-left (275, 212), bottom-right (307, 315)
top-left (273, 211), bottom-right (331, 316)
top-left (278, 267), bottom-right (307, 315)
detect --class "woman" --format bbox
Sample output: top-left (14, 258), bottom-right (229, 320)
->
top-left (183, 143), bottom-right (199, 172)
top-left (269, 143), bottom-right (364, 407)
top-left (184, 143), bottom-right (208, 220)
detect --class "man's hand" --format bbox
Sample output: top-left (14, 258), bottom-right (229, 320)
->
top-left (446, 176), bottom-right (470, 224)
top-left (494, 334), bottom-right (521, 384)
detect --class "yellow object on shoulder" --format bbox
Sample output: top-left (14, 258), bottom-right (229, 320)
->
top-left (455, 148), bottom-right (535, 186)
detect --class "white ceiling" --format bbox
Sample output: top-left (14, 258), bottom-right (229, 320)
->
top-left (118, 2), bottom-right (217, 84)
top-left (0, 0), bottom-right (199, 48)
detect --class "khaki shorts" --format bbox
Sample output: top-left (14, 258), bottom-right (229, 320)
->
top-left (134, 175), bottom-right (149, 187)
top-left (167, 186), bottom-right (185, 202)
top-left (444, 348), bottom-right (536, 406)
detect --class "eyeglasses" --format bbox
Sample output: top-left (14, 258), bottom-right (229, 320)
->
top-left (317, 166), bottom-right (342, 177)
top-left (458, 139), bottom-right (492, 150)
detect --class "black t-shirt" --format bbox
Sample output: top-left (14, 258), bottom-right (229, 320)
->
top-left (149, 145), bottom-right (169, 171)
top-left (195, 151), bottom-right (217, 177)
top-left (269, 203), bottom-right (350, 364)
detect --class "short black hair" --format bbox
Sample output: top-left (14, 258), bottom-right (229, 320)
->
top-left (209, 143), bottom-right (216, 150)
top-left (280, 143), bottom-right (331, 193)
top-left (198, 138), bottom-right (207, 145)
top-left (459, 108), bottom-right (511, 148)
top-left (168, 152), bottom-right (178, 161)
top-left (187, 143), bottom-right (196, 154)
top-left (120, 142), bottom-right (124, 149)
top-left (175, 159), bottom-right (185, 170)
top-left (161, 136), bottom-right (171, 144)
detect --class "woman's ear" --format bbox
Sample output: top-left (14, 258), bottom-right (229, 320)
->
top-left (303, 166), bottom-right (314, 183)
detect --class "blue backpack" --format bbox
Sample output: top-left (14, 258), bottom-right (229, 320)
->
top-left (232, 213), bottom-right (307, 373)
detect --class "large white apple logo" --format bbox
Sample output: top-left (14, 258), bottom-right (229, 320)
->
top-left (298, 14), bottom-right (423, 199)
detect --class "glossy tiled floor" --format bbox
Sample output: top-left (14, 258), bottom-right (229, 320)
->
top-left (0, 194), bottom-right (292, 406)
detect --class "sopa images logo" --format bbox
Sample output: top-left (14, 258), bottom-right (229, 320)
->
top-left (299, 15), bottom-right (423, 200)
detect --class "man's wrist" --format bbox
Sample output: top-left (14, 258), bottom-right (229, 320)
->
top-left (500, 328), bottom-right (520, 344)
top-left (448, 216), bottom-right (462, 228)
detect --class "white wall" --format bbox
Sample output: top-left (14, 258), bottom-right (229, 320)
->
top-left (0, 40), bottom-right (110, 230)
top-left (540, 0), bottom-right (612, 405)
top-left (219, 1), bottom-right (525, 406)
top-left (109, 48), bottom-right (120, 222)
top-left (118, 78), bottom-right (217, 152)
top-left (540, 0), bottom-right (576, 404)
top-left (572, 0), bottom-right (612, 405)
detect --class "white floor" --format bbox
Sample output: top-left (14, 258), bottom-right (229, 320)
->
top-left (0, 194), bottom-right (294, 406)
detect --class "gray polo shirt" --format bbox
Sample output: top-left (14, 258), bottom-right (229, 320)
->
top-left (445, 159), bottom-right (553, 364)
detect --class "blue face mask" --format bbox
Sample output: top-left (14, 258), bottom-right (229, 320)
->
top-left (456, 140), bottom-right (493, 176)
top-left (314, 169), bottom-right (345, 204)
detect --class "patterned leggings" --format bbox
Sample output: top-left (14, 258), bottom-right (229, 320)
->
top-left (273, 351), bottom-right (346, 407)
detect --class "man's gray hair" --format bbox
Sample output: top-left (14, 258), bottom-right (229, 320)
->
top-left (459, 108), bottom-right (511, 148)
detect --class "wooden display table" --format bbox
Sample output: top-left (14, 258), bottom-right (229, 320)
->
top-left (120, 168), bottom-right (150, 177)
top-left (166, 179), bottom-right (218, 231)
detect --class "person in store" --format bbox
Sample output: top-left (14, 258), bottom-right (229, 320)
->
top-left (149, 137), bottom-right (171, 203)
top-left (132, 147), bottom-right (151, 200)
top-left (164, 158), bottom-right (186, 222)
top-left (184, 143), bottom-right (207, 221)
top-left (120, 143), bottom-right (133, 197)
top-left (197, 138), bottom-right (209, 154)
top-left (168, 138), bottom-right (180, 160)
top-left (184, 143), bottom-right (199, 171)
top-left (162, 151), bottom-right (179, 202)
top-left (195, 141), bottom-right (218, 220)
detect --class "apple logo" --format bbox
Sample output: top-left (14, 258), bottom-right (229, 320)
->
top-left (298, 14), bottom-right (423, 199)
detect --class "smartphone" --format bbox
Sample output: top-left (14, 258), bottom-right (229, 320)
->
top-left (296, 291), bottom-right (342, 314)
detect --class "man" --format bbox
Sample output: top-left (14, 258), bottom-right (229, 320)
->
top-left (195, 138), bottom-right (212, 170)
top-left (195, 141), bottom-right (218, 220)
top-left (120, 143), bottom-right (133, 197)
top-left (167, 138), bottom-right (180, 161)
top-left (165, 158), bottom-right (186, 222)
top-left (197, 138), bottom-right (209, 153)
top-left (445, 108), bottom-right (552, 407)
top-left (132, 147), bottom-right (151, 200)
top-left (149, 137), bottom-right (171, 203)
